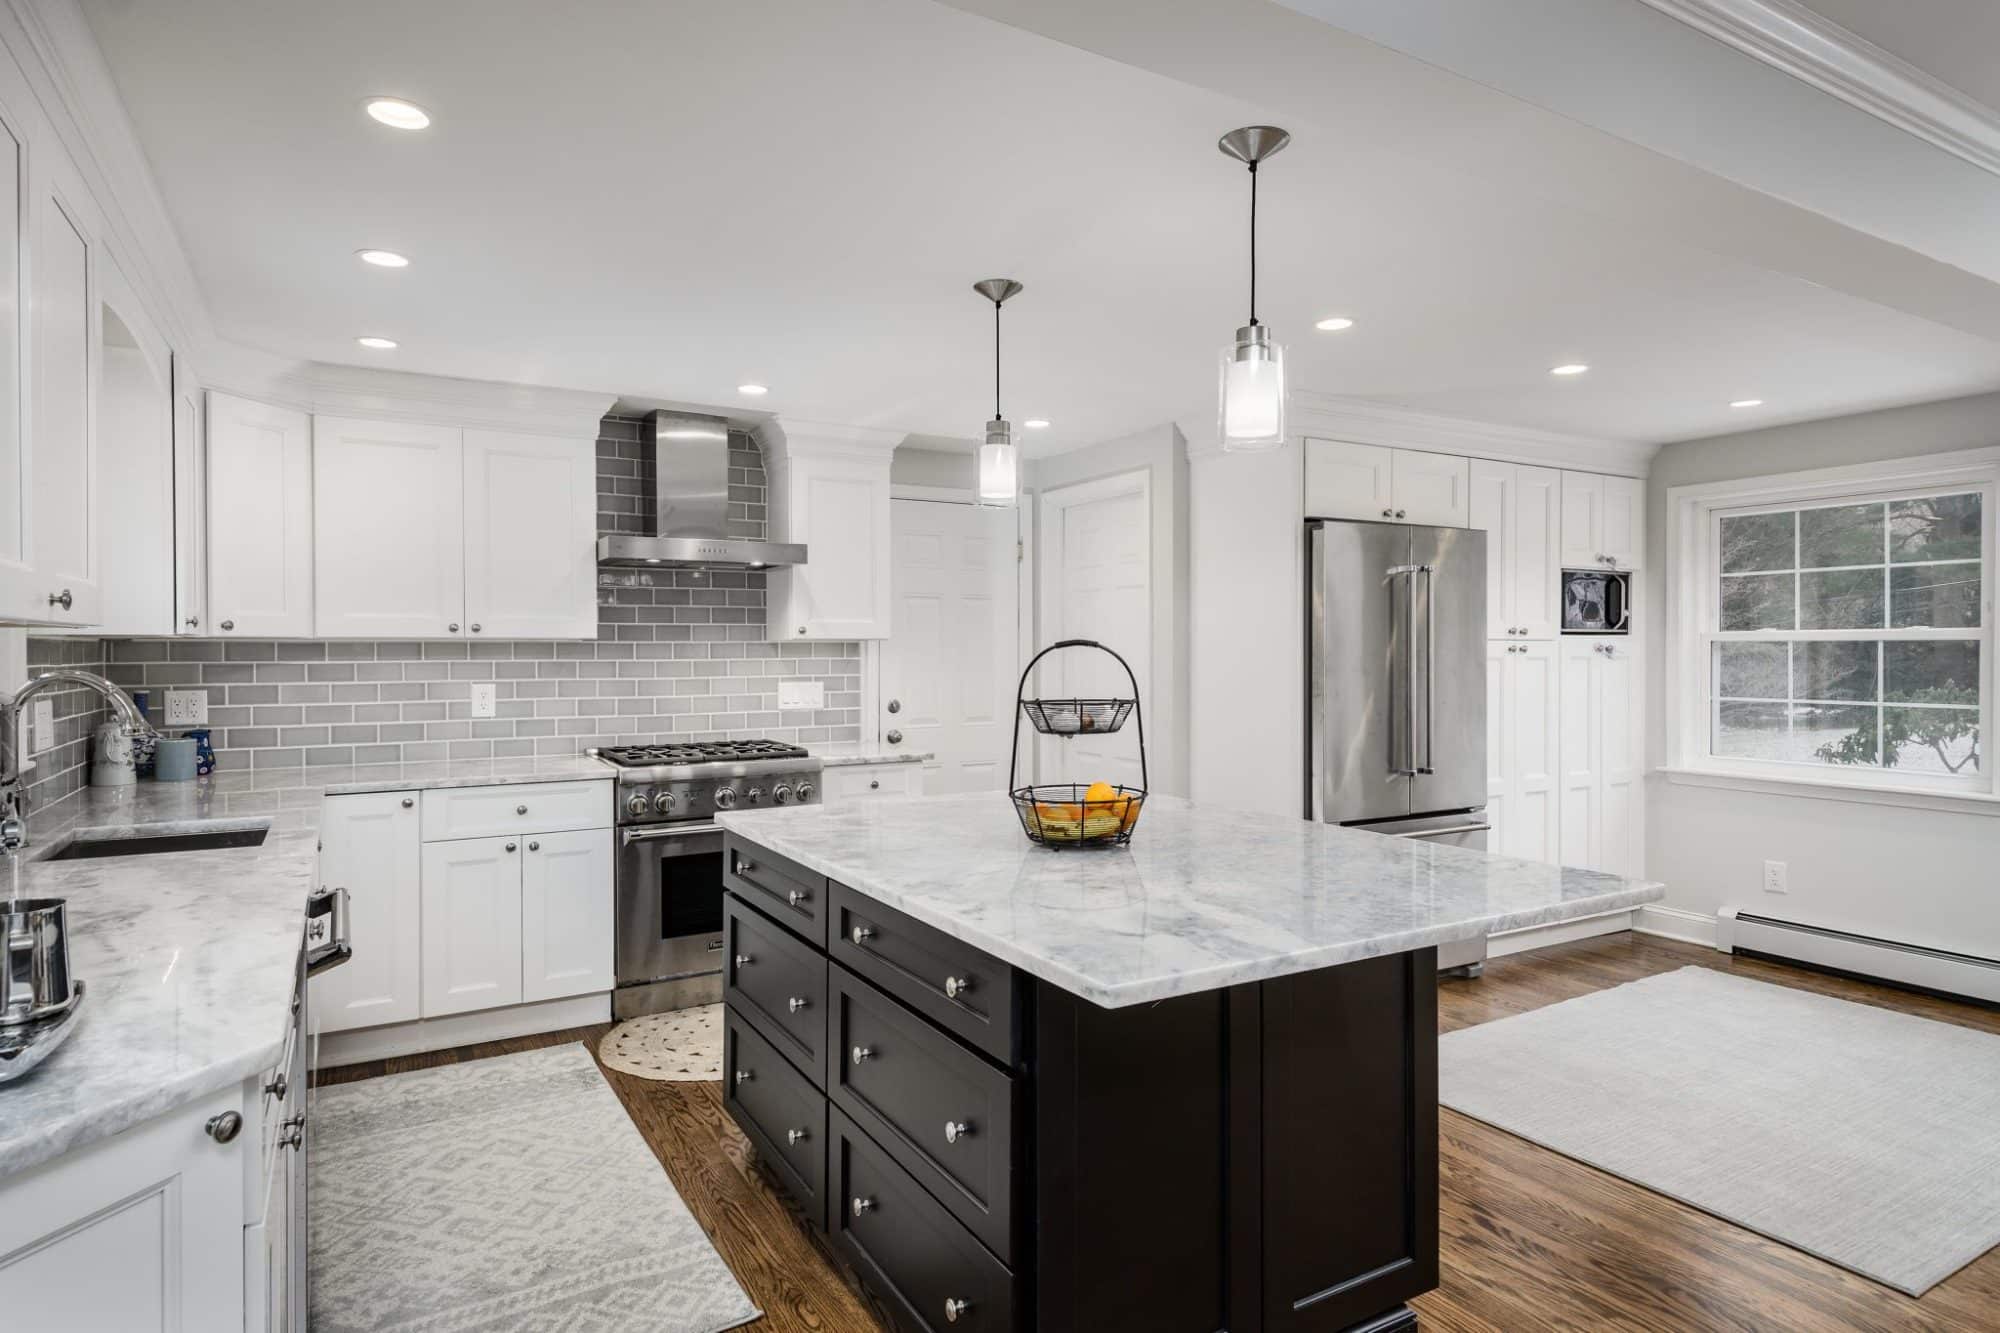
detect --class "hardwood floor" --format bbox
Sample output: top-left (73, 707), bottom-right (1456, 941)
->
top-left (317, 933), bottom-right (2000, 1332)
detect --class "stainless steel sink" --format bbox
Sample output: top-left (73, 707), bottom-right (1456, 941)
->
top-left (43, 827), bottom-right (269, 860)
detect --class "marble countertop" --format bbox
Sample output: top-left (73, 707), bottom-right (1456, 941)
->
top-left (814, 744), bottom-right (933, 767)
top-left (718, 793), bottom-right (1665, 1008)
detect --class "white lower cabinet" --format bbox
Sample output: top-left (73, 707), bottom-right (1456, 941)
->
top-left (314, 792), bottom-right (422, 1033)
top-left (421, 835), bottom-right (526, 1018)
top-left (820, 761), bottom-right (919, 805)
top-left (1486, 640), bottom-right (1560, 863)
top-left (522, 828), bottom-right (616, 1002)
top-left (1558, 638), bottom-right (1639, 876)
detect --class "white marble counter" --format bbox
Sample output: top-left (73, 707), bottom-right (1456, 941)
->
top-left (815, 744), bottom-right (933, 767)
top-left (718, 793), bottom-right (1665, 1008)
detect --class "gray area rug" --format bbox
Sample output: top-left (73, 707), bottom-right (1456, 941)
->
top-left (310, 1043), bottom-right (760, 1332)
top-left (1439, 966), bottom-right (2000, 1296)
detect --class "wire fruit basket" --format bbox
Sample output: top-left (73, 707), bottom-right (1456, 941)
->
top-left (1008, 639), bottom-right (1147, 849)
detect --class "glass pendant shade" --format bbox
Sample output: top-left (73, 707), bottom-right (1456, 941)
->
top-left (1219, 323), bottom-right (1286, 451)
top-left (978, 417), bottom-right (1019, 506)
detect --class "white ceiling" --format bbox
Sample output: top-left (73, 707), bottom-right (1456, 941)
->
top-left (81, 0), bottom-right (2000, 450)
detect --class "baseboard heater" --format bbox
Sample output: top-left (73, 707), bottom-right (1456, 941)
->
top-left (1717, 908), bottom-right (2000, 1005)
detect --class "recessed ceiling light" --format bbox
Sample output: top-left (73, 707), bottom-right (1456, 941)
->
top-left (736, 383), bottom-right (769, 397)
top-left (1314, 317), bottom-right (1354, 332)
top-left (356, 249), bottom-right (409, 268)
top-left (1550, 363), bottom-right (1589, 376)
top-left (1730, 398), bottom-right (1764, 408)
top-left (364, 98), bottom-right (431, 130)
top-left (1024, 418), bottom-right (1050, 430)
top-left (356, 336), bottom-right (398, 350)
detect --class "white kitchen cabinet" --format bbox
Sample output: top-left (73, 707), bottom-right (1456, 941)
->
top-left (1486, 639), bottom-right (1559, 864)
top-left (172, 355), bottom-right (207, 635)
top-left (313, 415), bottom-right (465, 638)
top-left (1560, 471), bottom-right (1644, 571)
top-left (820, 761), bottom-right (920, 804)
top-left (463, 428), bottom-right (598, 639)
top-left (0, 88), bottom-right (28, 621)
top-left (27, 176), bottom-right (97, 628)
top-left (95, 256), bottom-right (179, 636)
top-left (208, 391), bottom-right (314, 636)
top-left (1469, 460), bottom-right (1560, 640)
top-left (1304, 440), bottom-right (1468, 526)
top-left (760, 421), bottom-right (901, 640)
top-left (521, 827), bottom-right (616, 1002)
top-left (1558, 637), bottom-right (1639, 877)
top-left (421, 835), bottom-right (526, 1017)
top-left (316, 791), bottom-right (423, 1032)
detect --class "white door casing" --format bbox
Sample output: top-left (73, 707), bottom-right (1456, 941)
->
top-left (883, 497), bottom-right (1019, 793)
top-left (463, 428), bottom-right (597, 639)
top-left (207, 392), bottom-right (313, 636)
top-left (313, 416), bottom-right (465, 638)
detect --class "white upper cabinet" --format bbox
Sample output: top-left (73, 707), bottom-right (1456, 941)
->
top-left (28, 179), bottom-right (97, 627)
top-left (463, 429), bottom-right (597, 639)
top-left (760, 420), bottom-right (901, 641)
top-left (207, 391), bottom-right (314, 637)
top-left (1304, 440), bottom-right (1468, 526)
top-left (171, 357), bottom-right (206, 635)
top-left (95, 257), bottom-right (178, 636)
top-left (1469, 460), bottom-right (1559, 639)
top-left (1560, 471), bottom-right (1644, 570)
top-left (0, 89), bottom-right (27, 621)
top-left (313, 416), bottom-right (465, 638)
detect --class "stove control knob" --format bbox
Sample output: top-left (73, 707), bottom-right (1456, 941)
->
top-left (773, 785), bottom-right (793, 805)
top-left (746, 786), bottom-right (765, 805)
top-left (653, 791), bottom-right (677, 815)
top-left (713, 787), bottom-right (737, 810)
top-left (626, 794), bottom-right (650, 818)
top-left (795, 781), bottom-right (815, 803)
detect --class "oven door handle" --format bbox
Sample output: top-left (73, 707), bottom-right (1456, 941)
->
top-left (620, 822), bottom-right (723, 845)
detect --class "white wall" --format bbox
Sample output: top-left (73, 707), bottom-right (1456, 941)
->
top-left (1644, 390), bottom-right (2000, 958)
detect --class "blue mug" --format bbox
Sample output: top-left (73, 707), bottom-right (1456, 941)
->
top-left (188, 729), bottom-right (216, 777)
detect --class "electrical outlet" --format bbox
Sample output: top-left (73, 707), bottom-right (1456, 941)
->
top-left (30, 699), bottom-right (54, 754)
top-left (778, 680), bottom-right (825, 711)
top-left (1763, 859), bottom-right (1788, 894)
top-left (470, 682), bottom-right (497, 719)
top-left (163, 689), bottom-right (208, 727)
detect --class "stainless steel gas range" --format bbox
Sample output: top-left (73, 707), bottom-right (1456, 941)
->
top-left (592, 740), bottom-right (822, 1019)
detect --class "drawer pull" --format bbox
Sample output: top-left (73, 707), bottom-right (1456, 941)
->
top-left (739, 859), bottom-right (757, 873)
top-left (787, 888), bottom-right (810, 907)
top-left (734, 954), bottom-right (754, 967)
top-left (944, 1119), bottom-right (972, 1144)
top-left (786, 1127), bottom-right (809, 1146)
top-left (944, 974), bottom-right (972, 1000)
top-left (851, 1045), bottom-right (874, 1065)
top-left (734, 1068), bottom-right (753, 1085)
top-left (851, 1195), bottom-right (875, 1217)
top-left (850, 925), bottom-right (875, 945)
top-left (945, 1297), bottom-right (971, 1323)
top-left (787, 995), bottom-right (810, 1013)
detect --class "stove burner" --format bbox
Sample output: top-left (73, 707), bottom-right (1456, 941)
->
top-left (595, 739), bottom-right (810, 767)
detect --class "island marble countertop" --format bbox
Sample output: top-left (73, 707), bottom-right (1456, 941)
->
top-left (718, 793), bottom-right (1665, 1008)
top-left (814, 744), bottom-right (933, 767)
top-left (0, 753), bottom-right (615, 1182)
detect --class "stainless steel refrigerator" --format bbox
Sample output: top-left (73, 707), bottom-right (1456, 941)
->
top-left (1306, 518), bottom-right (1490, 971)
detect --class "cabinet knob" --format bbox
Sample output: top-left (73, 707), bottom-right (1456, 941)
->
top-left (401, 797), bottom-right (414, 808)
top-left (505, 842), bottom-right (517, 853)
top-left (517, 804), bottom-right (529, 815)
top-left (278, 1115), bottom-right (305, 1151)
top-left (786, 1127), bottom-right (809, 1146)
top-left (738, 859), bottom-right (757, 872)
top-left (264, 1072), bottom-right (289, 1100)
top-left (851, 1196), bottom-right (876, 1217)
top-left (886, 730), bottom-right (903, 745)
top-left (944, 1298), bottom-right (971, 1323)
top-left (944, 974), bottom-right (971, 999)
top-left (734, 954), bottom-right (754, 967)
top-left (787, 995), bottom-right (809, 1013)
top-left (1395, 509), bottom-right (1406, 519)
top-left (220, 619), bottom-right (235, 631)
top-left (470, 623), bottom-right (482, 633)
top-left (734, 1068), bottom-right (753, 1084)
top-left (47, 589), bottom-right (72, 610)
top-left (1381, 508), bottom-right (1394, 518)
top-left (851, 1044), bottom-right (873, 1065)
top-left (869, 779), bottom-right (880, 790)
top-left (944, 1119), bottom-right (972, 1144)
top-left (886, 698), bottom-right (901, 714)
top-left (850, 926), bottom-right (875, 945)
top-left (528, 840), bottom-right (540, 851)
top-left (797, 626), bottom-right (807, 636)
top-left (184, 616), bottom-right (200, 628)
top-left (448, 623), bottom-right (461, 633)
top-left (787, 888), bottom-right (809, 907)
top-left (205, 1111), bottom-right (242, 1144)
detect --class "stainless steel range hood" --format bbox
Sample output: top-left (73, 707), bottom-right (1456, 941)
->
top-left (595, 412), bottom-right (806, 570)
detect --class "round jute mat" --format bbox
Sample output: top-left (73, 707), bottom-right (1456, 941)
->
top-left (597, 1003), bottom-right (723, 1081)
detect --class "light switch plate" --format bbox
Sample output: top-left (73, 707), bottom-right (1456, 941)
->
top-left (163, 689), bottom-right (208, 727)
top-left (30, 699), bottom-right (54, 754)
top-left (470, 682), bottom-right (497, 719)
top-left (778, 680), bottom-right (825, 711)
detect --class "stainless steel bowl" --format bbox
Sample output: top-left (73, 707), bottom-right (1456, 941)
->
top-left (1, 897), bottom-right (77, 1027)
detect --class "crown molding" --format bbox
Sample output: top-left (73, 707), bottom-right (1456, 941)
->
top-left (203, 349), bottom-right (614, 437)
top-left (1633, 0), bottom-right (2000, 179)
top-left (754, 417), bottom-right (908, 466)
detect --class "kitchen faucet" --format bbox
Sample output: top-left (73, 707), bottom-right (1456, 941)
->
top-left (0, 670), bottom-right (157, 853)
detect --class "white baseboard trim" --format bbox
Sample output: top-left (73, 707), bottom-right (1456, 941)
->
top-left (1487, 909), bottom-right (1632, 958)
top-left (1633, 904), bottom-right (1723, 949)
top-left (315, 992), bottom-right (610, 1068)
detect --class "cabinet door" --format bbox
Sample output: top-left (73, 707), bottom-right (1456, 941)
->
top-left (95, 257), bottom-right (177, 637)
top-left (1391, 448), bottom-right (1469, 527)
top-left (0, 92), bottom-right (28, 618)
top-left (769, 457), bottom-right (891, 640)
top-left (1559, 471), bottom-right (1603, 568)
top-left (1512, 466), bottom-right (1561, 638)
top-left (1557, 637), bottom-right (1600, 871)
top-left (208, 392), bottom-right (314, 636)
top-left (1469, 460), bottom-right (1513, 635)
top-left (1504, 640), bottom-right (1560, 863)
top-left (1601, 474), bottom-right (1643, 570)
top-left (315, 792), bottom-right (422, 1032)
top-left (1303, 439), bottom-right (1394, 520)
top-left (313, 416), bottom-right (464, 638)
top-left (521, 827), bottom-right (614, 1002)
top-left (463, 429), bottom-right (597, 639)
top-left (172, 356), bottom-right (207, 635)
top-left (1596, 640), bottom-right (1638, 877)
top-left (29, 183), bottom-right (96, 626)
top-left (1484, 640), bottom-right (1510, 851)
top-left (420, 835), bottom-right (524, 1017)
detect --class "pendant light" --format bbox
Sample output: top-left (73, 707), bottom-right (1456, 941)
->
top-left (973, 278), bottom-right (1024, 506)
top-left (1216, 126), bottom-right (1291, 451)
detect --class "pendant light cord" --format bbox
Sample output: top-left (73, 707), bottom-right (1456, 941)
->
top-left (993, 298), bottom-right (1003, 420)
top-left (1248, 160), bottom-right (1260, 328)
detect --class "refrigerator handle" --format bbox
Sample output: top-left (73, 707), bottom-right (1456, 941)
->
top-left (1421, 563), bottom-right (1437, 775)
top-left (1388, 563), bottom-right (1424, 776)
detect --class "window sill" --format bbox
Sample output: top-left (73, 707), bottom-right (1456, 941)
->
top-left (1653, 766), bottom-right (2000, 817)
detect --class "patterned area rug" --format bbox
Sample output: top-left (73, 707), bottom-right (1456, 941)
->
top-left (310, 1043), bottom-right (759, 1332)
top-left (599, 1004), bottom-right (724, 1081)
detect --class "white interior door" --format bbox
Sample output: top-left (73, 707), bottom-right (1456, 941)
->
top-left (1036, 471), bottom-right (1151, 792)
top-left (882, 498), bottom-right (1018, 793)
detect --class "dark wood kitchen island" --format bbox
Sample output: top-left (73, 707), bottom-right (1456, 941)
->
top-left (715, 793), bottom-right (1662, 1333)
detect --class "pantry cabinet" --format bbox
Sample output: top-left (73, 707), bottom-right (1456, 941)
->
top-left (1485, 639), bottom-right (1559, 863)
top-left (314, 792), bottom-right (423, 1033)
top-left (208, 391), bottom-right (315, 636)
top-left (313, 416), bottom-right (465, 638)
top-left (463, 428), bottom-right (599, 639)
top-left (1557, 638), bottom-right (1638, 877)
top-left (1470, 460), bottom-right (1560, 641)
top-left (1559, 471), bottom-right (1643, 570)
top-left (1304, 440), bottom-right (1470, 527)
top-left (760, 421), bottom-right (901, 641)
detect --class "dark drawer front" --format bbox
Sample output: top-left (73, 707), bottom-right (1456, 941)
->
top-left (829, 966), bottom-right (1019, 1265)
top-left (830, 882), bottom-right (1022, 1067)
top-left (725, 894), bottom-right (827, 1080)
top-left (831, 1106), bottom-right (1016, 1333)
top-left (724, 1008), bottom-right (827, 1230)
top-left (724, 834), bottom-right (827, 949)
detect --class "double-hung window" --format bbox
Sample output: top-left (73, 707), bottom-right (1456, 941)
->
top-left (1671, 454), bottom-right (1994, 797)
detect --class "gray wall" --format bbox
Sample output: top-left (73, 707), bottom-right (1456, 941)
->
top-left (1644, 390), bottom-right (2000, 956)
